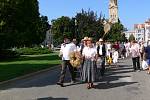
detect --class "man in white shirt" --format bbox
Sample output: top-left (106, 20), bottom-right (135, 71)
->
top-left (57, 38), bottom-right (77, 87)
top-left (97, 38), bottom-right (106, 77)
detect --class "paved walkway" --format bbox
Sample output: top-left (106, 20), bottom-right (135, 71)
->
top-left (0, 58), bottom-right (150, 100)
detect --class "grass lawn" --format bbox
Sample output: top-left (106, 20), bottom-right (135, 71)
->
top-left (0, 52), bottom-right (61, 82)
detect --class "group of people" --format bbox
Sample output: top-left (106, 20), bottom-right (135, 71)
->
top-left (56, 36), bottom-right (150, 89)
top-left (130, 40), bottom-right (150, 74)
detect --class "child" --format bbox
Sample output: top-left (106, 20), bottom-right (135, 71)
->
top-left (112, 48), bottom-right (119, 67)
top-left (107, 49), bottom-right (112, 66)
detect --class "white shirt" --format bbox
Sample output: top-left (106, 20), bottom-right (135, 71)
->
top-left (112, 51), bottom-right (119, 59)
top-left (82, 46), bottom-right (97, 58)
top-left (99, 45), bottom-right (103, 55)
top-left (60, 43), bottom-right (77, 60)
top-left (106, 43), bottom-right (111, 50)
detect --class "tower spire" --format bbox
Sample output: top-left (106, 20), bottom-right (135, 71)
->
top-left (109, 0), bottom-right (118, 23)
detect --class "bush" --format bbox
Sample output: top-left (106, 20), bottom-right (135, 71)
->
top-left (16, 47), bottom-right (52, 55)
top-left (0, 49), bottom-right (20, 60)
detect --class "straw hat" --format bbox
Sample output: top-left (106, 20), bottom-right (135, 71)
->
top-left (82, 37), bottom-right (88, 41)
top-left (87, 37), bottom-right (92, 41)
top-left (99, 38), bottom-right (103, 42)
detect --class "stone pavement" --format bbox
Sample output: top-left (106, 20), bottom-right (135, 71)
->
top-left (0, 58), bottom-right (150, 100)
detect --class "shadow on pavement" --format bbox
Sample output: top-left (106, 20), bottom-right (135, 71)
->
top-left (95, 82), bottom-right (137, 89)
top-left (95, 75), bottom-right (138, 89)
top-left (95, 63), bottom-right (138, 89)
top-left (37, 97), bottom-right (68, 100)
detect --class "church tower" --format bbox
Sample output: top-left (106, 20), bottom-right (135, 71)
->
top-left (109, 0), bottom-right (118, 23)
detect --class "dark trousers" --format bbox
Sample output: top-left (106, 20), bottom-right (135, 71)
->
top-left (58, 60), bottom-right (76, 83)
top-left (100, 56), bottom-right (106, 76)
top-left (132, 57), bottom-right (140, 70)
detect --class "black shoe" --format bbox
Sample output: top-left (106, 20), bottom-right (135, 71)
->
top-left (57, 82), bottom-right (64, 87)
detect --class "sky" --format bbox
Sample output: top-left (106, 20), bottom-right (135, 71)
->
top-left (38, 0), bottom-right (150, 30)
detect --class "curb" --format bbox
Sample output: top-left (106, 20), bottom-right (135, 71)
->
top-left (0, 65), bottom-right (61, 86)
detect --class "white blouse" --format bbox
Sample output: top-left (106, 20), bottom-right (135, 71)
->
top-left (82, 46), bottom-right (97, 58)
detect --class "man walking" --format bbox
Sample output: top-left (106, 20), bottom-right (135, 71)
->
top-left (97, 38), bottom-right (106, 78)
top-left (57, 37), bottom-right (77, 87)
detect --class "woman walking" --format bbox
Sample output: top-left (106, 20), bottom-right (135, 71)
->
top-left (82, 37), bottom-right (97, 89)
top-left (130, 40), bottom-right (141, 71)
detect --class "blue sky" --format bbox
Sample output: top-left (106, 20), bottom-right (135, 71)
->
top-left (39, 0), bottom-right (150, 30)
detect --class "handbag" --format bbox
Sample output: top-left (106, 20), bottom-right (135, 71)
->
top-left (142, 60), bottom-right (148, 70)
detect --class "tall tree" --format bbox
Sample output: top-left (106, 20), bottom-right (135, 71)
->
top-left (75, 9), bottom-right (105, 41)
top-left (0, 0), bottom-right (49, 49)
top-left (51, 16), bottom-right (72, 45)
top-left (129, 34), bottom-right (135, 42)
top-left (51, 10), bottom-right (105, 45)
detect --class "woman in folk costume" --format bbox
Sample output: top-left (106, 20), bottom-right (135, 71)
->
top-left (78, 37), bottom-right (88, 81)
top-left (82, 37), bottom-right (97, 89)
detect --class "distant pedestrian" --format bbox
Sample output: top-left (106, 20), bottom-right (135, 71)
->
top-left (112, 48), bottom-right (119, 67)
top-left (129, 40), bottom-right (141, 72)
top-left (144, 40), bottom-right (150, 74)
top-left (139, 42), bottom-right (145, 61)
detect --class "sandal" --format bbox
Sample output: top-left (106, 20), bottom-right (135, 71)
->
top-left (90, 83), bottom-right (95, 88)
top-left (87, 84), bottom-right (91, 89)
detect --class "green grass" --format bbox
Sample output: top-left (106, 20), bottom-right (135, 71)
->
top-left (0, 52), bottom-right (61, 82)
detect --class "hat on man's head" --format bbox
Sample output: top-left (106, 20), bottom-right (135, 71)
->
top-left (83, 37), bottom-right (88, 41)
top-left (99, 38), bottom-right (103, 42)
top-left (87, 37), bottom-right (92, 41)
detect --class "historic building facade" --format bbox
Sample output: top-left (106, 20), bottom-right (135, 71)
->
top-left (125, 19), bottom-right (150, 43)
top-left (134, 19), bottom-right (150, 42)
top-left (109, 0), bottom-right (119, 23)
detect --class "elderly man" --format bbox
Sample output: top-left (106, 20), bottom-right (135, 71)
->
top-left (97, 38), bottom-right (106, 78)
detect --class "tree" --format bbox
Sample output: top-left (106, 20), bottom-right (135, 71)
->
top-left (75, 9), bottom-right (104, 41)
top-left (0, 0), bottom-right (49, 49)
top-left (129, 34), bottom-right (135, 42)
top-left (51, 16), bottom-right (72, 45)
top-left (51, 10), bottom-right (105, 45)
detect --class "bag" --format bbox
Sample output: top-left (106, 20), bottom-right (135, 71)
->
top-left (142, 60), bottom-right (149, 70)
top-left (96, 57), bottom-right (102, 68)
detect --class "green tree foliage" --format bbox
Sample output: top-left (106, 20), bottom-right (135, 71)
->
top-left (129, 34), bottom-right (135, 42)
top-left (51, 16), bottom-right (73, 45)
top-left (0, 0), bottom-right (49, 49)
top-left (75, 9), bottom-right (105, 41)
top-left (51, 9), bottom-right (105, 45)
